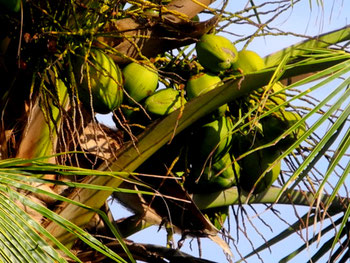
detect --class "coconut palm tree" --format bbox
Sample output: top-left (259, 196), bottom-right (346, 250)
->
top-left (0, 0), bottom-right (350, 262)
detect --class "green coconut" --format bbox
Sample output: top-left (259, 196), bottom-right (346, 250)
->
top-left (144, 88), bottom-right (186, 116)
top-left (186, 72), bottom-right (222, 99)
top-left (239, 147), bottom-right (281, 194)
top-left (75, 49), bottom-right (124, 114)
top-left (232, 50), bottom-right (265, 74)
top-left (191, 116), bottom-right (234, 165)
top-left (265, 82), bottom-right (287, 108)
top-left (196, 34), bottom-right (238, 73)
top-left (186, 72), bottom-right (227, 117)
top-left (195, 152), bottom-right (241, 190)
top-left (262, 111), bottom-right (306, 151)
top-left (123, 62), bottom-right (158, 104)
top-left (278, 111), bottom-right (306, 151)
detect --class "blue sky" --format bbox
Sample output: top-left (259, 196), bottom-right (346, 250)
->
top-left (103, 1), bottom-right (350, 262)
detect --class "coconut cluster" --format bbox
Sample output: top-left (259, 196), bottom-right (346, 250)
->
top-left (74, 49), bottom-right (187, 117)
top-left (74, 36), bottom-right (305, 230)
top-left (186, 34), bottom-right (306, 228)
top-left (182, 34), bottom-right (306, 195)
top-left (74, 37), bottom-right (305, 194)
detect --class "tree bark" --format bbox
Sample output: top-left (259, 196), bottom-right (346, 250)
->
top-left (97, 15), bottom-right (219, 63)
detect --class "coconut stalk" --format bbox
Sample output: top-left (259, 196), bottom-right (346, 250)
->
top-left (114, 185), bottom-right (350, 238)
top-left (192, 186), bottom-right (349, 213)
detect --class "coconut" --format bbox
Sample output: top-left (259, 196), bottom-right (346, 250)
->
top-left (123, 62), bottom-right (158, 104)
top-left (262, 111), bottom-right (305, 151)
top-left (74, 49), bottom-right (124, 114)
top-left (196, 152), bottom-right (240, 190)
top-left (232, 50), bottom-right (265, 74)
top-left (196, 34), bottom-right (238, 73)
top-left (186, 72), bottom-right (222, 99)
top-left (186, 72), bottom-right (228, 118)
top-left (191, 116), bottom-right (234, 165)
top-left (144, 88), bottom-right (186, 116)
top-left (265, 82), bottom-right (287, 108)
top-left (239, 147), bottom-right (281, 194)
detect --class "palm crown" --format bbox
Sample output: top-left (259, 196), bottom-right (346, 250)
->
top-left (0, 0), bottom-right (350, 262)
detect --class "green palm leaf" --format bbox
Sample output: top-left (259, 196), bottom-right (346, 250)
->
top-left (0, 158), bottom-right (141, 262)
top-left (0, 189), bottom-right (70, 262)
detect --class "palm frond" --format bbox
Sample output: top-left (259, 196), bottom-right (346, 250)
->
top-left (0, 189), bottom-right (71, 262)
top-left (0, 158), bottom-right (142, 262)
top-left (264, 25), bottom-right (350, 68)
